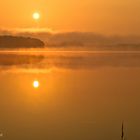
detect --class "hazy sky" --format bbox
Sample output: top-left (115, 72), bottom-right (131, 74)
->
top-left (0, 0), bottom-right (140, 35)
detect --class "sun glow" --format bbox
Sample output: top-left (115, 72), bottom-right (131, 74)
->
top-left (33, 80), bottom-right (39, 88)
top-left (33, 12), bottom-right (40, 20)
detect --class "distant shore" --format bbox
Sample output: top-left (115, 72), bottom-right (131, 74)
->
top-left (0, 35), bottom-right (45, 48)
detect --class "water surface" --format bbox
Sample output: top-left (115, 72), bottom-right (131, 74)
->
top-left (0, 49), bottom-right (140, 140)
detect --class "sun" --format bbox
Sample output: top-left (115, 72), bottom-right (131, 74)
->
top-left (33, 80), bottom-right (40, 88)
top-left (33, 12), bottom-right (40, 20)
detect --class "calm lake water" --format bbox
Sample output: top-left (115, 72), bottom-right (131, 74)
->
top-left (0, 49), bottom-right (140, 140)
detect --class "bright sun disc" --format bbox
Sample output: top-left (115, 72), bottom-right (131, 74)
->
top-left (33, 80), bottom-right (39, 88)
top-left (33, 12), bottom-right (40, 20)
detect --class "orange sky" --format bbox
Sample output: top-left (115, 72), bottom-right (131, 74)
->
top-left (0, 0), bottom-right (140, 35)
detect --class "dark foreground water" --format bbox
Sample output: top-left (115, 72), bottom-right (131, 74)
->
top-left (0, 50), bottom-right (140, 140)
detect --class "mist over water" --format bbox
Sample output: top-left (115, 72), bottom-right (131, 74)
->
top-left (0, 47), bottom-right (140, 73)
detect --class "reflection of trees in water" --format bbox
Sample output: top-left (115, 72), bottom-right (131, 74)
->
top-left (0, 54), bottom-right (44, 66)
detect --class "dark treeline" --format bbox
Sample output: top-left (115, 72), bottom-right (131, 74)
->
top-left (0, 36), bottom-right (45, 48)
